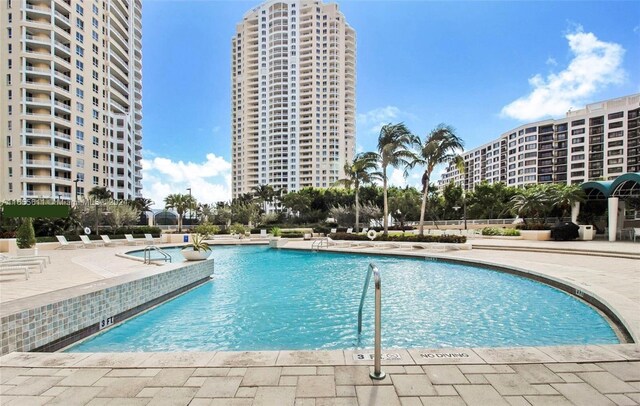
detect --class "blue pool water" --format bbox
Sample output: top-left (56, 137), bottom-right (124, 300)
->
top-left (68, 246), bottom-right (619, 352)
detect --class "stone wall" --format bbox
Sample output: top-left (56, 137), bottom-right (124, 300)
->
top-left (0, 260), bottom-right (214, 355)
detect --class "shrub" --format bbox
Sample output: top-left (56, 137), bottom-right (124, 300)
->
top-left (16, 218), bottom-right (36, 249)
top-left (0, 231), bottom-right (16, 239)
top-left (281, 231), bottom-right (304, 238)
top-left (481, 227), bottom-right (520, 236)
top-left (193, 223), bottom-right (220, 237)
top-left (482, 227), bottom-right (501, 236)
top-left (270, 227), bottom-right (282, 237)
top-left (230, 223), bottom-right (246, 235)
top-left (329, 232), bottom-right (466, 244)
top-left (502, 228), bottom-right (520, 236)
top-left (110, 226), bottom-right (162, 236)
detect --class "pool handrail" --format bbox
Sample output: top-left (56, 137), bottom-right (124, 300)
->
top-left (143, 245), bottom-right (172, 264)
top-left (358, 263), bottom-right (385, 380)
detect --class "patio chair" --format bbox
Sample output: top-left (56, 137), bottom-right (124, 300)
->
top-left (346, 228), bottom-right (353, 234)
top-left (330, 228), bottom-right (337, 234)
top-left (100, 235), bottom-right (124, 246)
top-left (144, 234), bottom-right (160, 245)
top-left (80, 235), bottom-right (102, 248)
top-left (55, 235), bottom-right (82, 249)
top-left (260, 229), bottom-right (268, 238)
top-left (634, 228), bottom-right (640, 242)
top-left (0, 265), bottom-right (30, 280)
top-left (1, 253), bottom-right (50, 264)
top-left (124, 234), bottom-right (145, 245)
top-left (303, 233), bottom-right (312, 240)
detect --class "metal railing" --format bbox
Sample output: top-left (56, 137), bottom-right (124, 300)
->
top-left (311, 237), bottom-right (329, 251)
top-left (357, 263), bottom-right (385, 380)
top-left (143, 245), bottom-right (171, 265)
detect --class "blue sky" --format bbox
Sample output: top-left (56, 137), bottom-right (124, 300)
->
top-left (140, 0), bottom-right (640, 207)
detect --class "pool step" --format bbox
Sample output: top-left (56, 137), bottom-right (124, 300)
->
top-left (472, 244), bottom-right (640, 260)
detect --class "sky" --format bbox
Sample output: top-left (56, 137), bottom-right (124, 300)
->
top-left (140, 0), bottom-right (640, 208)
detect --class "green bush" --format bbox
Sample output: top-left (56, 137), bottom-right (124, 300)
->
top-left (270, 227), bottom-right (282, 237)
top-left (230, 223), bottom-right (246, 235)
top-left (16, 218), bottom-right (36, 249)
top-left (482, 227), bottom-right (501, 236)
top-left (109, 226), bottom-right (162, 236)
top-left (516, 223), bottom-right (551, 230)
top-left (281, 231), bottom-right (304, 238)
top-left (502, 228), bottom-right (520, 236)
top-left (193, 223), bottom-right (220, 236)
top-left (329, 232), bottom-right (466, 244)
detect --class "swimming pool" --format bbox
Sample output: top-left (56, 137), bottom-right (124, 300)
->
top-left (68, 246), bottom-right (619, 352)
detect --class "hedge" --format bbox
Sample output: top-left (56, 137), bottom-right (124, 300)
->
top-left (329, 232), bottom-right (466, 244)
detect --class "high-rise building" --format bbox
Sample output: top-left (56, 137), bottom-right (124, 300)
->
top-left (231, 0), bottom-right (356, 199)
top-left (0, 0), bottom-right (143, 202)
top-left (439, 94), bottom-right (640, 191)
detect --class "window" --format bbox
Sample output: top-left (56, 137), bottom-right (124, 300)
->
top-left (76, 130), bottom-right (84, 140)
top-left (92, 4), bottom-right (99, 14)
top-left (571, 119), bottom-right (585, 126)
top-left (76, 101), bottom-right (84, 112)
top-left (8, 183), bottom-right (12, 193)
top-left (76, 45), bottom-right (84, 56)
top-left (6, 74), bottom-right (11, 85)
top-left (92, 110), bottom-right (99, 119)
top-left (76, 144), bottom-right (85, 154)
top-left (76, 18), bottom-right (84, 30)
top-left (92, 163), bottom-right (99, 172)
top-left (92, 17), bottom-right (98, 28)
top-left (92, 150), bottom-right (99, 159)
top-left (6, 136), bottom-right (11, 147)
top-left (93, 176), bottom-right (99, 185)
top-left (77, 158), bottom-right (84, 168)
top-left (76, 88), bottom-right (84, 98)
top-left (76, 4), bottom-right (84, 15)
top-left (7, 27), bottom-right (11, 38)
top-left (76, 60), bottom-right (84, 70)
top-left (608, 111), bottom-right (623, 120)
top-left (92, 70), bottom-right (98, 80)
top-left (76, 32), bottom-right (84, 43)
top-left (92, 31), bottom-right (98, 41)
top-left (76, 117), bottom-right (84, 126)
top-left (76, 74), bottom-right (84, 84)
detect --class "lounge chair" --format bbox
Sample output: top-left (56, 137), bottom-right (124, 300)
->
top-left (80, 235), bottom-right (102, 248)
top-left (330, 228), bottom-right (337, 234)
top-left (125, 234), bottom-right (145, 245)
top-left (346, 228), bottom-right (353, 234)
top-left (378, 242), bottom-right (402, 250)
top-left (0, 257), bottom-right (45, 273)
top-left (144, 234), bottom-right (160, 245)
top-left (1, 253), bottom-right (50, 264)
top-left (634, 228), bottom-right (640, 242)
top-left (362, 227), bottom-right (368, 234)
top-left (303, 233), bottom-right (312, 240)
top-left (0, 265), bottom-right (30, 280)
top-left (56, 235), bottom-right (82, 249)
top-left (100, 235), bottom-right (124, 246)
top-left (260, 229), bottom-right (268, 239)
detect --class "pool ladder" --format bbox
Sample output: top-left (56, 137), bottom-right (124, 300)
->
top-left (143, 245), bottom-right (172, 265)
top-left (358, 263), bottom-right (385, 380)
top-left (311, 237), bottom-right (329, 251)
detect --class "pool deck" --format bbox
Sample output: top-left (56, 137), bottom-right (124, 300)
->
top-left (1, 238), bottom-right (639, 405)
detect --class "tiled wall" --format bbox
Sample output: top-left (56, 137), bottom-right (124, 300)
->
top-left (0, 261), bottom-right (214, 355)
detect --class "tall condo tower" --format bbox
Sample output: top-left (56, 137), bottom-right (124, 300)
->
top-left (0, 0), bottom-right (143, 202)
top-left (231, 0), bottom-right (356, 199)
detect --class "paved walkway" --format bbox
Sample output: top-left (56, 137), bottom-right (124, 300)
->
top-left (1, 346), bottom-right (640, 405)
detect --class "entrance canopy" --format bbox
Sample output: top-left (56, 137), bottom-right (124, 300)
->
top-left (580, 173), bottom-right (640, 200)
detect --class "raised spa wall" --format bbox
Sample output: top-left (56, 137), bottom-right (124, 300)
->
top-left (0, 260), bottom-right (214, 355)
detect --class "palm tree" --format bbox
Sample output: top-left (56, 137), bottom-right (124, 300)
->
top-left (409, 124), bottom-right (464, 235)
top-left (164, 193), bottom-right (196, 232)
top-left (252, 184), bottom-right (276, 213)
top-left (334, 152), bottom-right (379, 232)
top-left (88, 186), bottom-right (112, 201)
top-left (509, 188), bottom-right (549, 225)
top-left (376, 123), bottom-right (418, 235)
top-left (550, 184), bottom-right (586, 221)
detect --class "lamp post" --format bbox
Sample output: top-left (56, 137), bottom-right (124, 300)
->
top-left (462, 192), bottom-right (467, 230)
top-left (73, 176), bottom-right (80, 205)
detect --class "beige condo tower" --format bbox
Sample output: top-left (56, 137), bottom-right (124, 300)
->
top-left (0, 0), bottom-right (143, 202)
top-left (231, 0), bottom-right (356, 199)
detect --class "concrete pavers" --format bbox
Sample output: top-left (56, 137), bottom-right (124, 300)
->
top-left (1, 356), bottom-right (640, 405)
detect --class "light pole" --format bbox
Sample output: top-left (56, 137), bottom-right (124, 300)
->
top-left (462, 192), bottom-right (467, 230)
top-left (73, 176), bottom-right (80, 205)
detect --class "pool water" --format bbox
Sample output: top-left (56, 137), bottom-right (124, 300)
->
top-left (68, 246), bottom-right (619, 352)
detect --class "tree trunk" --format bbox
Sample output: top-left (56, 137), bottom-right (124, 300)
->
top-left (418, 174), bottom-right (430, 236)
top-left (383, 168), bottom-right (388, 235)
top-left (178, 214), bottom-right (183, 233)
top-left (355, 187), bottom-right (360, 233)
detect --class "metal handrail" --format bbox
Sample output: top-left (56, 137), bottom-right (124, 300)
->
top-left (143, 245), bottom-right (171, 264)
top-left (311, 237), bottom-right (329, 251)
top-left (357, 263), bottom-right (385, 380)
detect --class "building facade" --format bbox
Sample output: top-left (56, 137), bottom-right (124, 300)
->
top-left (231, 0), bottom-right (355, 199)
top-left (0, 0), bottom-right (143, 202)
top-left (439, 94), bottom-right (640, 191)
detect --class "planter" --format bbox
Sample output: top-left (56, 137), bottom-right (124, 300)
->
top-left (17, 247), bottom-right (38, 256)
top-left (480, 235), bottom-right (524, 240)
top-left (269, 237), bottom-right (288, 248)
top-left (519, 230), bottom-right (552, 241)
top-left (181, 248), bottom-right (211, 261)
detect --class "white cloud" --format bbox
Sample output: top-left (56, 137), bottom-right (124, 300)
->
top-left (501, 27), bottom-right (625, 121)
top-left (357, 106), bottom-right (402, 134)
top-left (546, 57), bottom-right (558, 66)
top-left (141, 153), bottom-right (232, 208)
top-left (388, 168), bottom-right (408, 188)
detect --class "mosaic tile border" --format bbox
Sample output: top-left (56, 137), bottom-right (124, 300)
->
top-left (0, 260), bottom-right (214, 355)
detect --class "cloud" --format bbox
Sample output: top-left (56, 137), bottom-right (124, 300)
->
top-left (546, 57), bottom-right (557, 66)
top-left (388, 168), bottom-right (408, 188)
top-left (501, 26), bottom-right (625, 121)
top-left (141, 153), bottom-right (232, 208)
top-left (357, 106), bottom-right (402, 134)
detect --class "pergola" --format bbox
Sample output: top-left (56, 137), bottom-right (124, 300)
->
top-left (580, 173), bottom-right (640, 241)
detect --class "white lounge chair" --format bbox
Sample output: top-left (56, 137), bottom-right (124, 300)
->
top-left (144, 234), bottom-right (160, 245)
top-left (100, 235), bottom-right (124, 246)
top-left (55, 235), bottom-right (82, 249)
top-left (0, 258), bottom-right (45, 273)
top-left (80, 235), bottom-right (102, 248)
top-left (1, 253), bottom-right (50, 264)
top-left (634, 228), bottom-right (640, 242)
top-left (125, 234), bottom-right (145, 245)
top-left (330, 228), bottom-right (337, 234)
top-left (0, 265), bottom-right (30, 280)
top-left (362, 227), bottom-right (368, 234)
top-left (346, 228), bottom-right (353, 234)
top-left (260, 229), bottom-right (268, 238)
